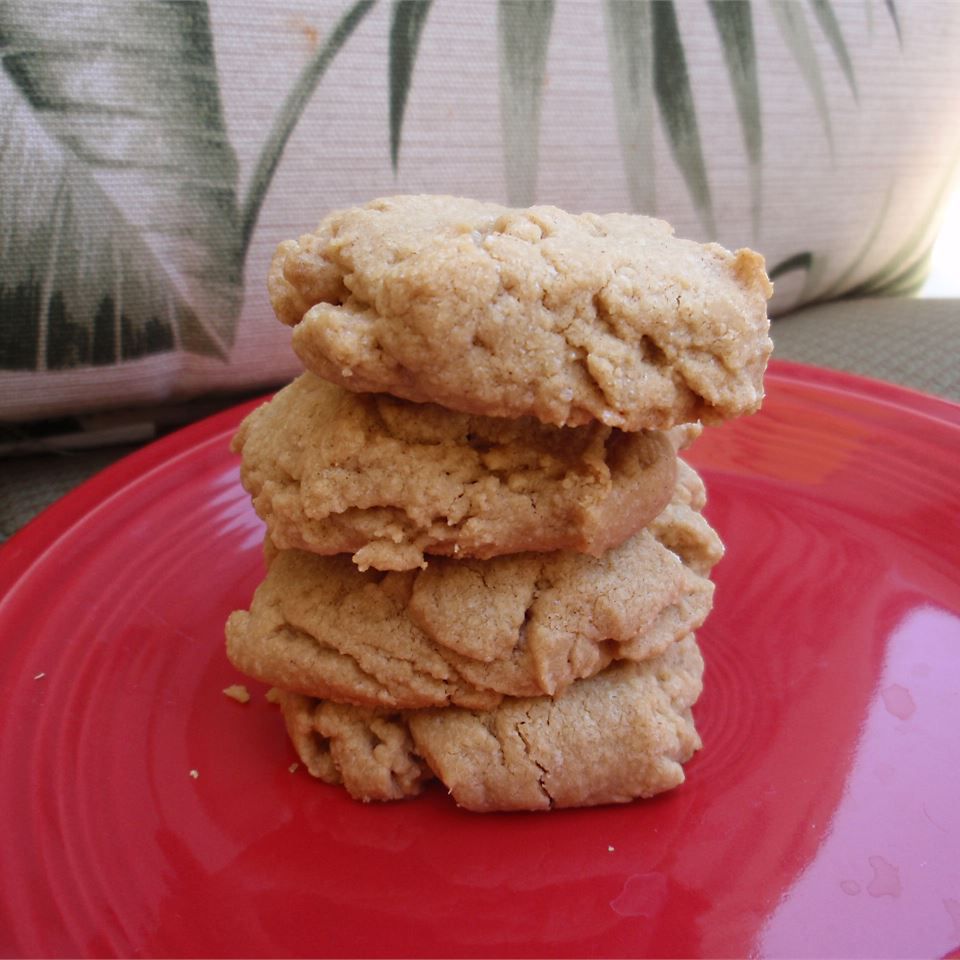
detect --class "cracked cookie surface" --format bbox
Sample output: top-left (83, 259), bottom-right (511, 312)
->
top-left (233, 372), bottom-right (677, 571)
top-left (275, 634), bottom-right (704, 811)
top-left (270, 195), bottom-right (772, 430)
top-left (225, 464), bottom-right (720, 708)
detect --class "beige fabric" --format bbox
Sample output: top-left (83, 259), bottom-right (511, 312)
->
top-left (772, 298), bottom-right (960, 401)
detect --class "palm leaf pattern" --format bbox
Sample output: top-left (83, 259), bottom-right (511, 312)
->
top-left (603, 1), bottom-right (716, 237)
top-left (843, 150), bottom-right (960, 298)
top-left (241, 0), bottom-right (374, 248)
top-left (771, 138), bottom-right (956, 303)
top-left (0, 0), bottom-right (928, 373)
top-left (770, 1), bottom-right (836, 153)
top-left (884, 0), bottom-right (903, 48)
top-left (603, 1), bottom-right (655, 216)
top-left (497, 0), bottom-right (555, 206)
top-left (0, 0), bottom-right (372, 371)
top-left (769, 252), bottom-right (814, 283)
top-left (708, 1), bottom-right (761, 237)
top-left (389, 0), bottom-right (433, 172)
top-left (815, 186), bottom-right (895, 300)
top-left (810, 0), bottom-right (859, 102)
top-left (651, 2), bottom-right (716, 238)
top-left (597, 0), bottom-right (901, 246)
top-left (0, 1), bottom-right (242, 368)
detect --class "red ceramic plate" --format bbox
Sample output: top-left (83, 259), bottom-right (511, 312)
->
top-left (1, 361), bottom-right (959, 959)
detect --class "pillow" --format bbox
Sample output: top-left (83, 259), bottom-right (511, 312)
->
top-left (1, 0), bottom-right (958, 421)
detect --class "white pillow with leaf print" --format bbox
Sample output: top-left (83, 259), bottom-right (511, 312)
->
top-left (1, 0), bottom-right (957, 421)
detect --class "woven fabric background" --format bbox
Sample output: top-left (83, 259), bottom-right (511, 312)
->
top-left (771, 297), bottom-right (960, 399)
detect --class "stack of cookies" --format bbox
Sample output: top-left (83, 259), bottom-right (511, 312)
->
top-left (226, 196), bottom-right (772, 812)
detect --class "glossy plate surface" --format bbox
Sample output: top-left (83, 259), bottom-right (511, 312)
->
top-left (1, 361), bottom-right (959, 959)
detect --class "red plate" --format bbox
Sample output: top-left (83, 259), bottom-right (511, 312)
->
top-left (1, 361), bottom-right (959, 959)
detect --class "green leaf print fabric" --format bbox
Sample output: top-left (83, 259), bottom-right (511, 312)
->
top-left (0, 1), bottom-right (242, 369)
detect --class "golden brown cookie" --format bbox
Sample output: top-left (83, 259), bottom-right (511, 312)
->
top-left (275, 634), bottom-right (704, 811)
top-left (280, 695), bottom-right (431, 802)
top-left (270, 195), bottom-right (772, 431)
top-left (650, 459), bottom-right (725, 576)
top-left (225, 465), bottom-right (720, 709)
top-left (232, 372), bottom-right (677, 571)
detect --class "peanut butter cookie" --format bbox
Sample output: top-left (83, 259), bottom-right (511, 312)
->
top-left (233, 372), bottom-right (677, 571)
top-left (275, 634), bottom-right (704, 811)
top-left (270, 195), bottom-right (772, 430)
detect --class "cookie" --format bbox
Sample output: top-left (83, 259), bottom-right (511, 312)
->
top-left (225, 465), bottom-right (720, 709)
top-left (275, 634), bottom-right (704, 811)
top-left (269, 195), bottom-right (772, 431)
top-left (233, 372), bottom-right (677, 571)
top-left (650, 459), bottom-right (725, 576)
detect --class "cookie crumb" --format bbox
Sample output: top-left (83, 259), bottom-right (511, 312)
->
top-left (265, 687), bottom-right (282, 704)
top-left (223, 684), bottom-right (251, 704)
top-left (33, 672), bottom-right (46, 681)
top-left (288, 763), bottom-right (299, 774)
top-left (189, 769), bottom-right (199, 779)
